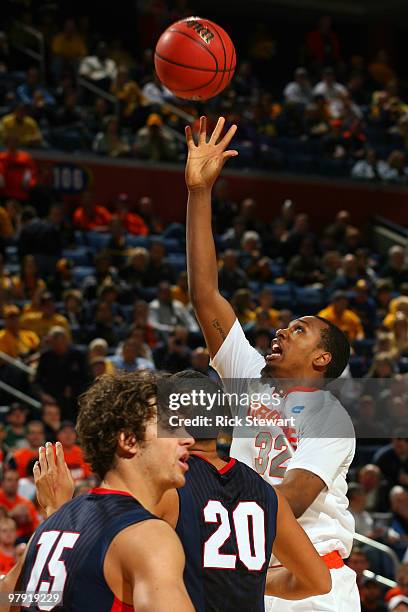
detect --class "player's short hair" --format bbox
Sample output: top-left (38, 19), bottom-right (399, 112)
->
top-left (77, 371), bottom-right (157, 479)
top-left (314, 316), bottom-right (350, 379)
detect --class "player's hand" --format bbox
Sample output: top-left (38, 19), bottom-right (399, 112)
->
top-left (185, 116), bottom-right (238, 192)
top-left (34, 442), bottom-right (75, 518)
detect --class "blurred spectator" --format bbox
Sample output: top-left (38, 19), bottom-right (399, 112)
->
top-left (349, 280), bottom-right (378, 337)
top-left (0, 469), bottom-right (39, 540)
top-left (131, 300), bottom-right (157, 347)
top-left (231, 288), bottom-right (256, 326)
top-left (389, 486), bottom-right (408, 549)
top-left (57, 422), bottom-right (91, 482)
top-left (386, 566), bottom-right (408, 605)
top-left (0, 200), bottom-right (17, 240)
top-left (135, 196), bottom-right (162, 234)
top-left (0, 517), bottom-right (17, 574)
top-left (287, 238), bottom-right (324, 285)
top-left (212, 179), bottom-right (238, 234)
top-left (0, 136), bottom-right (38, 201)
top-left (361, 579), bottom-right (387, 612)
top-left (12, 421), bottom-right (44, 478)
top-left (254, 289), bottom-right (280, 328)
top-left (48, 259), bottom-right (78, 302)
top-left (219, 250), bottom-right (248, 296)
top-left (87, 338), bottom-right (115, 374)
top-left (369, 50), bottom-right (396, 88)
top-left (388, 595), bottom-right (408, 610)
top-left (18, 208), bottom-right (62, 277)
top-left (374, 432), bottom-right (408, 490)
top-left (380, 246), bottom-right (408, 290)
top-left (79, 41), bottom-right (117, 90)
top-left (82, 251), bottom-right (119, 301)
top-left (93, 115), bottom-right (130, 158)
top-left (153, 326), bottom-right (192, 372)
top-left (379, 151), bottom-right (408, 184)
top-left (353, 395), bottom-right (387, 440)
top-left (17, 67), bottom-right (55, 107)
top-left (357, 464), bottom-right (389, 512)
top-left (352, 149), bottom-right (385, 181)
top-left (111, 65), bottom-right (146, 126)
top-left (0, 106), bottom-right (43, 148)
top-left (86, 301), bottom-right (125, 347)
top-left (53, 91), bottom-right (84, 128)
top-left (318, 290), bottom-right (364, 341)
top-left (391, 313), bottom-right (408, 357)
top-left (17, 457), bottom-right (36, 501)
top-left (148, 281), bottom-right (198, 334)
top-left (134, 113), bottom-right (178, 162)
top-left (313, 67), bottom-right (347, 117)
top-left (347, 482), bottom-right (374, 536)
top-left (145, 240), bottom-right (175, 286)
top-left (5, 404), bottom-right (27, 449)
top-left (141, 73), bottom-right (174, 105)
top-left (171, 271), bottom-right (190, 306)
top-left (73, 191), bottom-right (112, 231)
top-left (42, 402), bottom-right (61, 443)
top-left (34, 326), bottom-right (88, 418)
top-left (51, 19), bottom-right (87, 75)
top-left (190, 347), bottom-right (218, 379)
top-left (20, 292), bottom-right (70, 339)
top-left (109, 338), bottom-right (154, 372)
top-left (11, 254), bottom-right (45, 302)
top-left (346, 546), bottom-right (371, 592)
top-left (120, 247), bottom-right (149, 291)
top-left (306, 16), bottom-right (340, 68)
top-left (125, 325), bottom-right (154, 363)
top-left (112, 193), bottom-right (148, 236)
top-left (0, 305), bottom-right (39, 360)
top-left (283, 68), bottom-right (313, 106)
top-left (283, 213), bottom-right (315, 259)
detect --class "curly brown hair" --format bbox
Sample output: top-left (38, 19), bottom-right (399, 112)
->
top-left (76, 371), bottom-right (157, 479)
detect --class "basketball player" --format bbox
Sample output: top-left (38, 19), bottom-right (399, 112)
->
top-left (1, 371), bottom-right (195, 612)
top-left (25, 372), bottom-right (331, 612)
top-left (185, 116), bottom-right (360, 611)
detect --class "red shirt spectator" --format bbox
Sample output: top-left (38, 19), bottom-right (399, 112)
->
top-left (0, 138), bottom-right (38, 201)
top-left (0, 517), bottom-right (17, 574)
top-left (73, 191), bottom-right (112, 231)
top-left (306, 16), bottom-right (340, 65)
top-left (113, 193), bottom-right (148, 236)
top-left (0, 471), bottom-right (39, 539)
top-left (12, 421), bottom-right (45, 478)
top-left (57, 422), bottom-right (91, 481)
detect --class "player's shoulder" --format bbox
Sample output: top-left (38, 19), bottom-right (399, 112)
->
top-left (286, 388), bottom-right (355, 437)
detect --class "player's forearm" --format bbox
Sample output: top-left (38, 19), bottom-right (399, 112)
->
top-left (265, 567), bottom-right (331, 600)
top-left (186, 187), bottom-right (219, 306)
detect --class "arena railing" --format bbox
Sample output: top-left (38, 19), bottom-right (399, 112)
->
top-left (354, 532), bottom-right (400, 577)
top-left (77, 76), bottom-right (120, 117)
top-left (10, 22), bottom-right (45, 81)
top-left (0, 351), bottom-right (35, 376)
top-left (0, 380), bottom-right (41, 410)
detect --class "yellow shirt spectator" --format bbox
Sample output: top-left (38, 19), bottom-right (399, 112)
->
top-left (51, 19), bottom-right (87, 61)
top-left (1, 112), bottom-right (42, 147)
top-left (255, 306), bottom-right (280, 328)
top-left (383, 296), bottom-right (408, 329)
top-left (0, 305), bottom-right (40, 358)
top-left (19, 311), bottom-right (70, 339)
top-left (318, 301), bottom-right (364, 342)
top-left (0, 206), bottom-right (13, 238)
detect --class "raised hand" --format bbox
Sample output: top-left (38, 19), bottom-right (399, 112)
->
top-left (185, 116), bottom-right (238, 192)
top-left (34, 441), bottom-right (75, 517)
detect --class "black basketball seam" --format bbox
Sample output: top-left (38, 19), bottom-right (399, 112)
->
top-left (210, 23), bottom-right (227, 96)
top-left (155, 52), bottom-right (234, 73)
top-left (155, 54), bottom-right (220, 93)
top-left (167, 28), bottom-right (219, 71)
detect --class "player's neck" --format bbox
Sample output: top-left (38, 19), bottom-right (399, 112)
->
top-left (101, 469), bottom-right (164, 510)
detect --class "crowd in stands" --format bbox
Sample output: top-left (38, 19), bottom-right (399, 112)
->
top-left (0, 10), bottom-right (408, 183)
top-left (0, 4), bottom-right (407, 610)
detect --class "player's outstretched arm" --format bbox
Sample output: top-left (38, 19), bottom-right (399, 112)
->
top-left (266, 490), bottom-right (331, 600)
top-left (107, 520), bottom-right (194, 612)
top-left (185, 116), bottom-right (238, 358)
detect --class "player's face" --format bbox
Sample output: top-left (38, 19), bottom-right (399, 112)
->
top-left (261, 316), bottom-right (330, 380)
top-left (141, 419), bottom-right (194, 490)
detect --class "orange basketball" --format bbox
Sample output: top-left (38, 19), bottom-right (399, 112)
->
top-left (154, 17), bottom-right (236, 100)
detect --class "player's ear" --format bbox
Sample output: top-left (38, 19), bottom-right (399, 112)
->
top-left (313, 350), bottom-right (332, 371)
top-left (117, 431), bottom-right (139, 457)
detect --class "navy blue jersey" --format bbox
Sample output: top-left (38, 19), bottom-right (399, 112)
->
top-left (20, 488), bottom-right (157, 611)
top-left (176, 454), bottom-right (278, 612)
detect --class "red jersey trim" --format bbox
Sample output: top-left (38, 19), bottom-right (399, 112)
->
top-left (191, 453), bottom-right (236, 474)
top-left (111, 595), bottom-right (134, 611)
top-left (89, 487), bottom-right (133, 498)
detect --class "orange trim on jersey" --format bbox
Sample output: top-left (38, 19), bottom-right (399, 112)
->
top-left (111, 595), bottom-right (134, 611)
top-left (89, 488), bottom-right (133, 498)
top-left (269, 551), bottom-right (344, 570)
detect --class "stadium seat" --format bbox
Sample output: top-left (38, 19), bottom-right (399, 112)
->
top-left (163, 238), bottom-right (185, 254)
top-left (73, 266), bottom-right (95, 283)
top-left (265, 283), bottom-right (294, 309)
top-left (126, 236), bottom-right (150, 249)
top-left (165, 254), bottom-right (187, 273)
top-left (85, 232), bottom-right (111, 251)
top-left (294, 286), bottom-right (327, 314)
top-left (62, 248), bottom-right (90, 267)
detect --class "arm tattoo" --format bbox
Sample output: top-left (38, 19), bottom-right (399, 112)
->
top-left (212, 319), bottom-right (226, 340)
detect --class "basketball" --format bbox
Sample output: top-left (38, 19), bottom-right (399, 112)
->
top-left (154, 17), bottom-right (236, 100)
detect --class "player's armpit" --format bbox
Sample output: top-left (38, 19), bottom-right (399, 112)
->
top-left (274, 468), bottom-right (326, 518)
top-left (106, 519), bottom-right (194, 612)
top-left (267, 490), bottom-right (331, 600)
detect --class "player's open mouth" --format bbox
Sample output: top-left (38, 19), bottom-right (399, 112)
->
top-left (178, 454), bottom-right (189, 472)
top-left (266, 340), bottom-right (283, 361)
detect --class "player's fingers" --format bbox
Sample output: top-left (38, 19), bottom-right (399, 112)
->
top-left (198, 115), bottom-right (207, 145)
top-left (222, 150), bottom-right (239, 160)
top-left (219, 124), bottom-right (237, 150)
top-left (55, 441), bottom-right (67, 471)
top-left (46, 441), bottom-right (56, 472)
top-left (209, 116), bottom-right (225, 144)
top-left (185, 125), bottom-right (194, 148)
top-left (33, 461), bottom-right (40, 482)
top-left (38, 446), bottom-right (47, 474)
